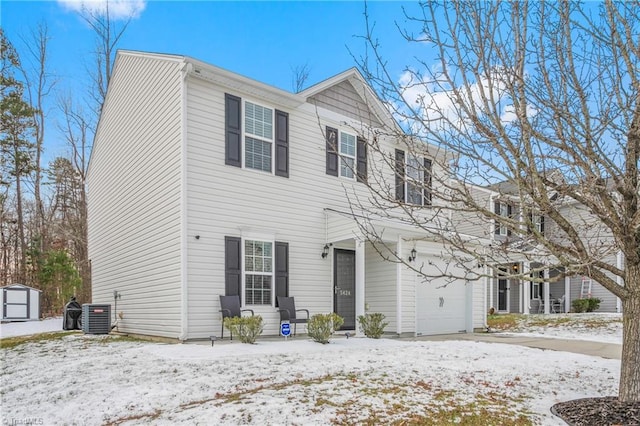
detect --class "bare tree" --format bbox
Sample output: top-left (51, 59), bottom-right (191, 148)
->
top-left (18, 22), bottom-right (56, 256)
top-left (351, 1), bottom-right (639, 402)
top-left (56, 96), bottom-right (91, 301)
top-left (79, 0), bottom-right (132, 113)
top-left (291, 63), bottom-right (311, 93)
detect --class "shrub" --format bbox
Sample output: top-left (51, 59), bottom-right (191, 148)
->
top-left (586, 298), bottom-right (601, 312)
top-left (223, 315), bottom-right (263, 344)
top-left (357, 313), bottom-right (388, 339)
top-left (307, 313), bottom-right (344, 344)
top-left (572, 299), bottom-right (589, 313)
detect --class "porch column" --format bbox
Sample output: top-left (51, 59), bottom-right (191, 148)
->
top-left (396, 236), bottom-right (403, 336)
top-left (543, 269), bottom-right (550, 314)
top-left (483, 265), bottom-right (489, 326)
top-left (522, 262), bottom-right (530, 314)
top-left (489, 271), bottom-right (494, 311)
top-left (518, 280), bottom-right (523, 313)
top-left (355, 239), bottom-right (366, 336)
top-left (564, 275), bottom-right (571, 313)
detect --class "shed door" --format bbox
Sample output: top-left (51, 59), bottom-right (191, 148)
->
top-left (3, 288), bottom-right (29, 319)
top-left (416, 257), bottom-right (467, 335)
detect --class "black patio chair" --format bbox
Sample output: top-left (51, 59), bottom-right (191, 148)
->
top-left (277, 296), bottom-right (309, 336)
top-left (219, 295), bottom-right (254, 340)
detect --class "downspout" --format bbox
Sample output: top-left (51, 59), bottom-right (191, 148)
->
top-left (396, 236), bottom-right (403, 336)
top-left (179, 60), bottom-right (192, 341)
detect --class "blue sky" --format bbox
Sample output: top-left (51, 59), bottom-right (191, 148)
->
top-left (2, 1), bottom-right (423, 160)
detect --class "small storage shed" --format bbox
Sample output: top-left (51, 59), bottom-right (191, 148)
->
top-left (1, 284), bottom-right (41, 321)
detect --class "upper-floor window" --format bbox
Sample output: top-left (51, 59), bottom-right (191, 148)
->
top-left (244, 101), bottom-right (273, 172)
top-left (395, 149), bottom-right (432, 206)
top-left (325, 126), bottom-right (367, 182)
top-left (225, 93), bottom-right (289, 177)
top-left (528, 213), bottom-right (545, 235)
top-left (494, 201), bottom-right (512, 236)
top-left (339, 132), bottom-right (356, 178)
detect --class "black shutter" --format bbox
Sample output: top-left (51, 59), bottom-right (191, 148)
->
top-left (275, 110), bottom-right (289, 178)
top-left (356, 137), bottom-right (367, 183)
top-left (225, 93), bottom-right (242, 167)
top-left (494, 201), bottom-right (501, 235)
top-left (539, 215), bottom-right (545, 234)
top-left (225, 236), bottom-right (242, 301)
top-left (326, 126), bottom-right (339, 176)
top-left (507, 204), bottom-right (513, 236)
top-left (423, 158), bottom-right (432, 205)
top-left (395, 149), bottom-right (405, 202)
top-left (274, 241), bottom-right (289, 306)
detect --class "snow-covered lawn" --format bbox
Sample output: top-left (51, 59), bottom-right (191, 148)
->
top-left (1, 316), bottom-right (621, 425)
top-left (493, 313), bottom-right (623, 344)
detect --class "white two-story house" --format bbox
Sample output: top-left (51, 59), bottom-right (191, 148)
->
top-left (87, 50), bottom-right (487, 340)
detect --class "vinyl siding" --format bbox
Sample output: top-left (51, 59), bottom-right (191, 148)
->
top-left (307, 79), bottom-right (382, 128)
top-left (184, 76), bottom-right (383, 338)
top-left (449, 185), bottom-right (494, 239)
top-left (364, 243), bottom-right (397, 333)
top-left (87, 53), bottom-right (184, 338)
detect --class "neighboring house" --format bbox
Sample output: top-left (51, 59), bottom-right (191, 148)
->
top-left (478, 182), bottom-right (623, 315)
top-left (87, 50), bottom-right (486, 340)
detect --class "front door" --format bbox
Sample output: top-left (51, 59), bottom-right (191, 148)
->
top-left (334, 249), bottom-right (356, 330)
top-left (498, 277), bottom-right (509, 312)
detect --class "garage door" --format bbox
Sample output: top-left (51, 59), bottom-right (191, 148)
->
top-left (416, 257), bottom-right (468, 335)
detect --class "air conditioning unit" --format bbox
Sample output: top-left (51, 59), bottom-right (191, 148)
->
top-left (82, 304), bottom-right (111, 334)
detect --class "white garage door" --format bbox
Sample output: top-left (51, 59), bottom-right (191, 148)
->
top-left (416, 257), bottom-right (468, 335)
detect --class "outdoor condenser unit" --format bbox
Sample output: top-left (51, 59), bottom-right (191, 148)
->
top-left (82, 304), bottom-right (111, 334)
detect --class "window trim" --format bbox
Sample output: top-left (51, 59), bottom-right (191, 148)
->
top-left (242, 238), bottom-right (275, 306)
top-left (398, 150), bottom-right (433, 206)
top-left (242, 99), bottom-right (274, 174)
top-left (338, 130), bottom-right (357, 179)
top-left (530, 271), bottom-right (542, 300)
top-left (495, 201), bottom-right (512, 236)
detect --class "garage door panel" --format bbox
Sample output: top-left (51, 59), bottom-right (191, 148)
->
top-left (416, 258), bottom-right (467, 336)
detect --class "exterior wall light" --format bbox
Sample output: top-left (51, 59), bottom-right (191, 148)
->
top-left (409, 248), bottom-right (417, 262)
top-left (321, 243), bottom-right (332, 259)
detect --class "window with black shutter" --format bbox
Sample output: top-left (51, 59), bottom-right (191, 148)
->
top-left (224, 93), bottom-right (289, 177)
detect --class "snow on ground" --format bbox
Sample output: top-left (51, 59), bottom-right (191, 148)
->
top-left (0, 317), bottom-right (65, 338)
top-left (496, 313), bottom-right (623, 344)
top-left (0, 316), bottom-right (622, 425)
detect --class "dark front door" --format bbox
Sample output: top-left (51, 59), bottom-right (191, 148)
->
top-left (498, 277), bottom-right (508, 311)
top-left (334, 249), bottom-right (356, 330)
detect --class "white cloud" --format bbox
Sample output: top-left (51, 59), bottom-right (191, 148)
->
top-left (58, 0), bottom-right (146, 20)
top-left (397, 67), bottom-right (537, 133)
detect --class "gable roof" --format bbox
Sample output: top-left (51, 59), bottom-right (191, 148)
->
top-left (300, 67), bottom-right (400, 131)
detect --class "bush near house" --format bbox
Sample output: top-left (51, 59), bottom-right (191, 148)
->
top-left (223, 316), bottom-right (264, 344)
top-left (307, 313), bottom-right (344, 344)
top-left (572, 298), bottom-right (601, 313)
top-left (357, 313), bottom-right (388, 338)
top-left (586, 298), bottom-right (601, 312)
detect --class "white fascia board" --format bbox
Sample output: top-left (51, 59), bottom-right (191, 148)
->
top-left (185, 57), bottom-right (305, 110)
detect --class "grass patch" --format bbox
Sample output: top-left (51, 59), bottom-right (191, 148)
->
top-left (0, 332), bottom-right (147, 350)
top-left (0, 331), bottom-right (78, 349)
top-left (525, 317), bottom-right (572, 328)
top-left (487, 314), bottom-right (521, 330)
